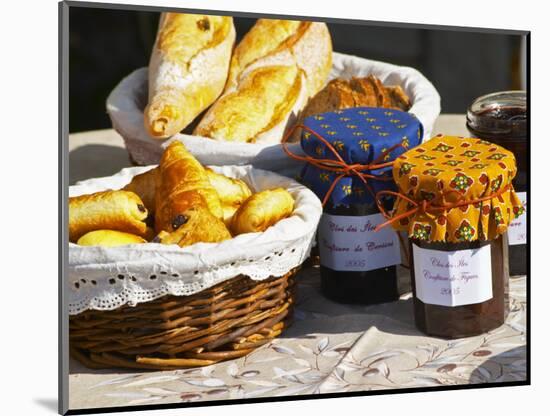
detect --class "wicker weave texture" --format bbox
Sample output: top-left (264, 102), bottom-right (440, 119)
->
top-left (70, 270), bottom-right (296, 370)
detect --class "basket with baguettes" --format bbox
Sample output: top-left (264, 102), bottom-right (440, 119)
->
top-left (68, 141), bottom-right (322, 370)
top-left (107, 14), bottom-right (440, 173)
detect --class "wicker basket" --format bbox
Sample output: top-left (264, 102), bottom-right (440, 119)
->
top-left (69, 269), bottom-right (297, 370)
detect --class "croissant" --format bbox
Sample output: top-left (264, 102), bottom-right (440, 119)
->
top-left (69, 190), bottom-right (148, 242)
top-left (77, 230), bottom-right (147, 247)
top-left (222, 204), bottom-right (240, 227)
top-left (205, 168), bottom-right (252, 207)
top-left (123, 167), bottom-right (158, 215)
top-left (155, 141), bottom-right (222, 232)
top-left (153, 205), bottom-right (231, 247)
top-left (231, 188), bottom-right (294, 235)
top-left (144, 13), bottom-right (235, 138)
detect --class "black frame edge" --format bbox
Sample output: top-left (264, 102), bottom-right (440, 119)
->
top-left (65, 380), bottom-right (530, 415)
top-left (59, 1), bottom-right (70, 415)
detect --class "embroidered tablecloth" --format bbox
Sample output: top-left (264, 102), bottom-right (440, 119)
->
top-left (68, 265), bottom-right (526, 410)
top-left (67, 117), bottom-right (527, 411)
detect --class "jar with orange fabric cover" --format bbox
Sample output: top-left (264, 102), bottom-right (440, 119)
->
top-left (379, 135), bottom-right (524, 338)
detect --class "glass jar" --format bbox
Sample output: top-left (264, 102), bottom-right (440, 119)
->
top-left (295, 106), bottom-right (424, 306)
top-left (467, 91), bottom-right (527, 276)
top-left (319, 199), bottom-right (399, 305)
top-left (409, 236), bottom-right (509, 338)
top-left (388, 135), bottom-right (524, 338)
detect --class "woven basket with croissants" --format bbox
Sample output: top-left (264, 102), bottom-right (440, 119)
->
top-left (68, 140), bottom-right (310, 369)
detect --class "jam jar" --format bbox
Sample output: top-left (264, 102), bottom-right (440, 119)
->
top-left (387, 136), bottom-right (524, 338)
top-left (319, 198), bottom-right (399, 304)
top-left (409, 236), bottom-right (509, 338)
top-left (296, 107), bottom-right (423, 305)
top-left (467, 91), bottom-right (527, 276)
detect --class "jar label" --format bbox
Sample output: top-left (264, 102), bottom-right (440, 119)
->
top-left (412, 243), bottom-right (493, 307)
top-left (508, 192), bottom-right (527, 246)
top-left (318, 213), bottom-right (401, 271)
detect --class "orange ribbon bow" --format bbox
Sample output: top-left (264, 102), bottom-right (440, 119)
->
top-left (374, 184), bottom-right (513, 232)
top-left (281, 124), bottom-right (404, 206)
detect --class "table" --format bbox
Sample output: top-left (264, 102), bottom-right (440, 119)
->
top-left (67, 115), bottom-right (527, 411)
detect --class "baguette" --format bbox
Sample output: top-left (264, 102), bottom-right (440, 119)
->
top-left (144, 13), bottom-right (235, 139)
top-left (194, 19), bottom-right (332, 143)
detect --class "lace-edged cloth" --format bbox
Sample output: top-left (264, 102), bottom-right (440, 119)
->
top-left (68, 165), bottom-right (322, 315)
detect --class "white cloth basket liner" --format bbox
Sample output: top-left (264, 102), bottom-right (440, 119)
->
top-left (107, 52), bottom-right (441, 177)
top-left (68, 165), bottom-right (322, 315)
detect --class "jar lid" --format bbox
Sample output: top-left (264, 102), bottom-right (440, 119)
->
top-left (301, 107), bottom-right (422, 165)
top-left (390, 135), bottom-right (524, 242)
top-left (466, 90), bottom-right (526, 138)
top-left (298, 107), bottom-right (423, 206)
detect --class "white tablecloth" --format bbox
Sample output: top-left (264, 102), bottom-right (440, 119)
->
top-left (67, 116), bottom-right (526, 411)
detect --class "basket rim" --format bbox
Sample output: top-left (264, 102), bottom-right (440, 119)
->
top-left (68, 166), bottom-right (320, 315)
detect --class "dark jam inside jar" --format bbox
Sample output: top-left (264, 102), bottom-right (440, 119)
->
top-left (319, 199), bottom-right (399, 305)
top-left (467, 91), bottom-right (527, 276)
top-left (409, 236), bottom-right (509, 338)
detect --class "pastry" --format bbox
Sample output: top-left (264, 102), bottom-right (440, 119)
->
top-left (123, 161), bottom-right (253, 229)
top-left (231, 188), bottom-right (294, 235)
top-left (205, 168), bottom-right (252, 207)
top-left (123, 167), bottom-right (158, 215)
top-left (221, 204), bottom-right (240, 227)
top-left (77, 230), bottom-right (147, 247)
top-left (155, 141), bottom-right (223, 232)
top-left (194, 19), bottom-right (332, 143)
top-left (205, 169), bottom-right (253, 226)
top-left (153, 205), bottom-right (231, 247)
top-left (69, 190), bottom-right (148, 242)
top-left (144, 13), bottom-right (235, 138)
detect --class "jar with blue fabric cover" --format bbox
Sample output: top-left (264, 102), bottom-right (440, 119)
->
top-left (294, 107), bottom-right (423, 304)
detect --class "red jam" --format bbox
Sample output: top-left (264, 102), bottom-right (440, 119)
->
top-left (467, 91), bottom-right (527, 276)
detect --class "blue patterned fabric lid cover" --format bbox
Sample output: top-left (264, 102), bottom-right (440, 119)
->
top-left (298, 107), bottom-right (423, 207)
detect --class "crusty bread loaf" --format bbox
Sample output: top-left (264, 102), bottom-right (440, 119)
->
top-left (194, 19), bottom-right (332, 143)
top-left (299, 75), bottom-right (411, 121)
top-left (288, 75), bottom-right (411, 141)
top-left (289, 75), bottom-right (411, 142)
top-left (144, 13), bottom-right (235, 139)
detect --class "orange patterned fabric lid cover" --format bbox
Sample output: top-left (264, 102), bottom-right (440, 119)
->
top-left (391, 135), bottom-right (524, 242)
